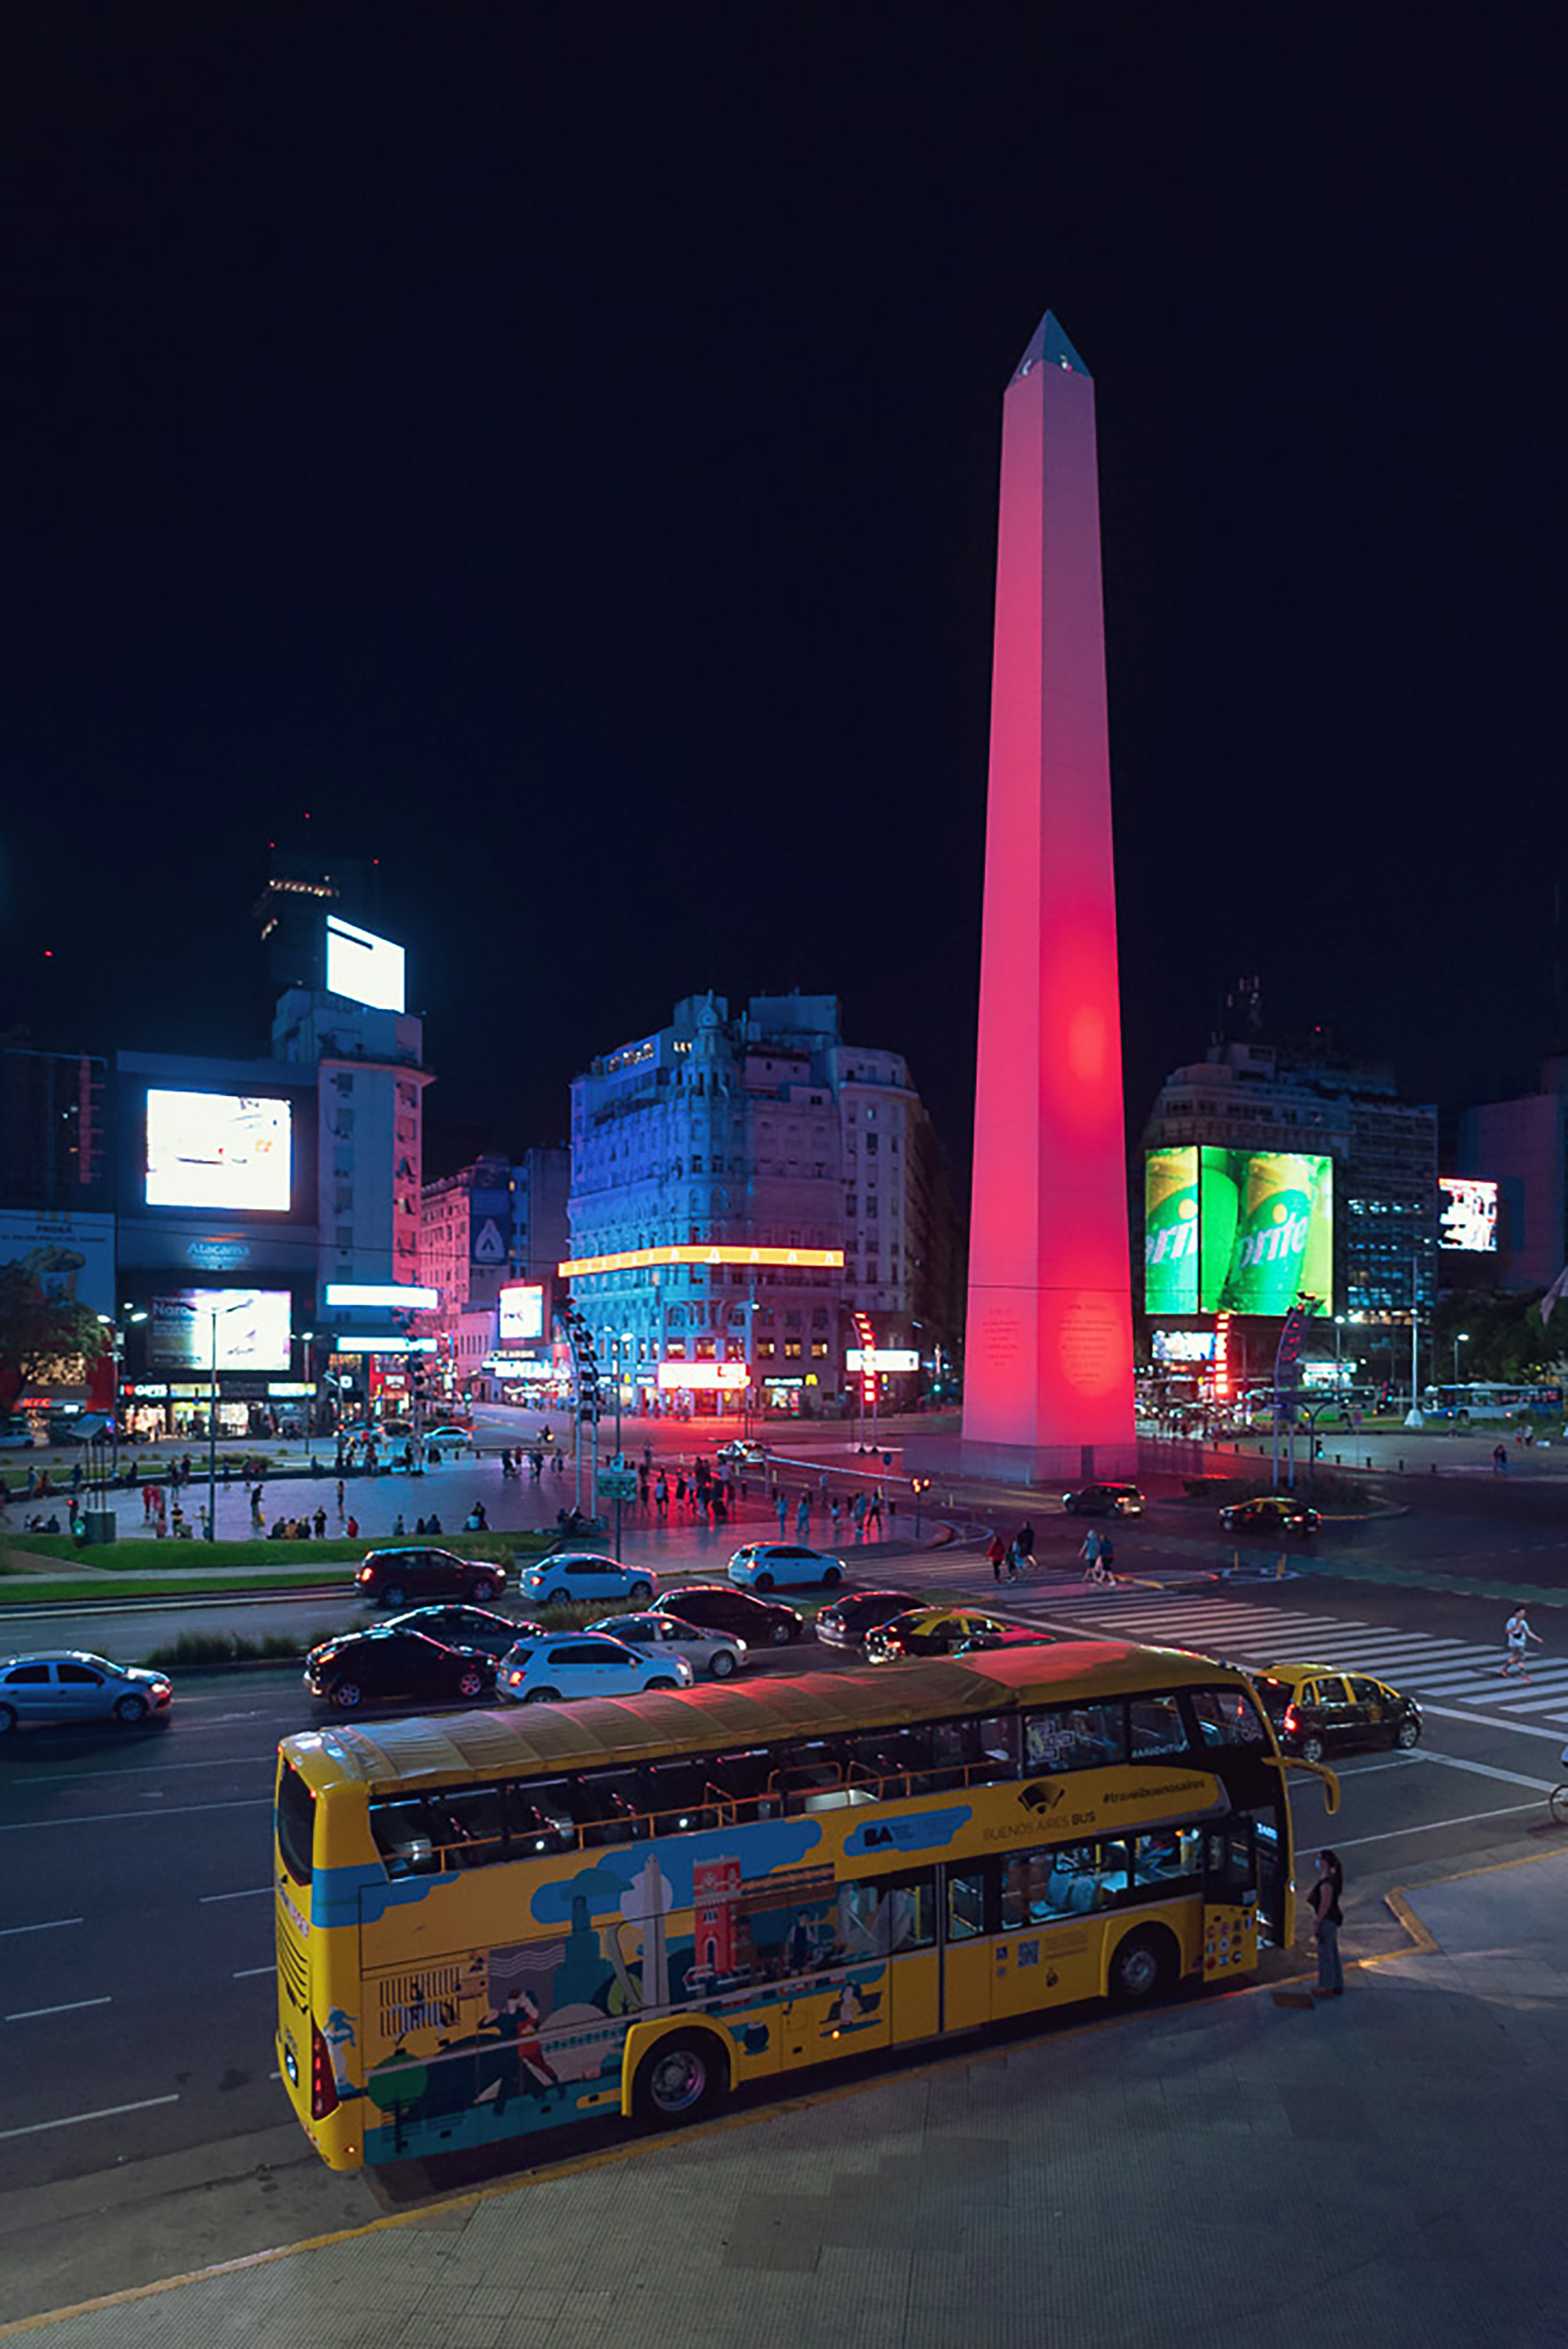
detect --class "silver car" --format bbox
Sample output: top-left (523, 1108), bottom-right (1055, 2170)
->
top-left (0, 1651), bottom-right (174, 1734)
top-left (590, 1611), bottom-right (745, 1679)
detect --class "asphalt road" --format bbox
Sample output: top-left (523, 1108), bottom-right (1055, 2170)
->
top-left (5, 1467), bottom-right (1568, 2311)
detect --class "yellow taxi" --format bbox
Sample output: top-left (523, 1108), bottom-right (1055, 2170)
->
top-left (863, 1607), bottom-right (1049, 1664)
top-left (1249, 1658), bottom-right (1422, 1763)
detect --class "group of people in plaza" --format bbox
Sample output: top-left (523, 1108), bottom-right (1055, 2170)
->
top-left (987, 1523), bottom-right (1038, 1582)
top-left (779, 1481), bottom-right (887, 1543)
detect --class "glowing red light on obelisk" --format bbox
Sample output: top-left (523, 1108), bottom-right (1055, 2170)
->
top-left (960, 313), bottom-right (1135, 1481)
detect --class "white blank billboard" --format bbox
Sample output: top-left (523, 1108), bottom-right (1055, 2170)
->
top-left (145, 1091), bottom-right (292, 1212)
top-left (326, 915), bottom-right (406, 1013)
top-left (147, 1289), bottom-right (293, 1371)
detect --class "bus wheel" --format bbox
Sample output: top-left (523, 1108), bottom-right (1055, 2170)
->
top-left (1108, 1925), bottom-right (1177, 2006)
top-left (114, 1694), bottom-right (148, 1727)
top-left (633, 2030), bottom-right (727, 2126)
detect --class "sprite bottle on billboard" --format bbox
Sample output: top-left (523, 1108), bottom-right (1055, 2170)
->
top-left (1224, 1153), bottom-right (1315, 1315)
top-left (1144, 1148), bottom-right (1199, 1313)
top-left (1198, 1148), bottom-right (1242, 1312)
top-left (1299, 1156), bottom-right (1333, 1312)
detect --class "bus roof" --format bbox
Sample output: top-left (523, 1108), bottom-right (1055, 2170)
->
top-left (279, 1640), bottom-right (1235, 1798)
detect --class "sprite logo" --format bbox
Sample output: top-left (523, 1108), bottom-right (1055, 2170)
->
top-left (1235, 1205), bottom-right (1310, 1268)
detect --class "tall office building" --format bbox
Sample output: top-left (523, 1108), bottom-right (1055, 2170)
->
top-left (565, 993), bottom-right (954, 1417)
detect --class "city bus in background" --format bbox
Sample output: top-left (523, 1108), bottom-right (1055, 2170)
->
top-left (274, 1643), bottom-right (1338, 2170)
top-left (1422, 1383), bottom-right (1564, 1423)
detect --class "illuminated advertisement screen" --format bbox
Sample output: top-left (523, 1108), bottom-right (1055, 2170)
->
top-left (145, 1091), bottom-right (292, 1212)
top-left (499, 1283), bottom-right (545, 1342)
top-left (1152, 1329), bottom-right (1218, 1365)
top-left (1146, 1148), bottom-right (1332, 1317)
top-left (147, 1289), bottom-right (293, 1371)
top-left (1439, 1177), bottom-right (1498, 1253)
top-left (656, 1361), bottom-right (748, 1391)
top-left (326, 914), bottom-right (406, 1013)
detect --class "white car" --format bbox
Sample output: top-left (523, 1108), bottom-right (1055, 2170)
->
top-left (515, 1552), bottom-right (655, 1608)
top-left (497, 1633), bottom-right (694, 1705)
top-left (727, 1543), bottom-right (845, 1592)
top-left (591, 1611), bottom-right (745, 1679)
top-left (716, 1440), bottom-right (764, 1466)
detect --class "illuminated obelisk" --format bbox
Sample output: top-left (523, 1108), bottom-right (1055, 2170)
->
top-left (959, 312), bottom-right (1136, 1483)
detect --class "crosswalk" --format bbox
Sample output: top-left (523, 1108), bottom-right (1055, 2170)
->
top-left (1003, 1585), bottom-right (1568, 1729)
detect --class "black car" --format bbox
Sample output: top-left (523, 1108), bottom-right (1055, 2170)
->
top-left (304, 1627), bottom-right (499, 1712)
top-left (380, 1604), bottom-right (545, 1656)
top-left (354, 1546), bottom-right (507, 1608)
top-left (1061, 1482), bottom-right (1144, 1518)
top-left (815, 1589), bottom-right (917, 1651)
top-left (651, 1583), bottom-right (806, 1647)
top-left (1218, 1496), bottom-right (1321, 1536)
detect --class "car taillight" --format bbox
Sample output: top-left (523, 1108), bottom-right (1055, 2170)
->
top-left (309, 2019), bottom-right (341, 2120)
top-left (355, 1567), bottom-right (372, 1582)
top-left (1283, 1705), bottom-right (1299, 1732)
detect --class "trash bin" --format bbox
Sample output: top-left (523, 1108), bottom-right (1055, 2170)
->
top-left (81, 1510), bottom-right (117, 1545)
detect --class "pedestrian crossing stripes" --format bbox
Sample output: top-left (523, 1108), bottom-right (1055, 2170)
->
top-left (1004, 1586), bottom-right (1568, 1726)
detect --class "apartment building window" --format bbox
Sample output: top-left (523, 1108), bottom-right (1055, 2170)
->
top-left (810, 1341), bottom-right (828, 1359)
top-left (758, 1340), bottom-right (776, 1359)
top-left (784, 1340), bottom-right (802, 1359)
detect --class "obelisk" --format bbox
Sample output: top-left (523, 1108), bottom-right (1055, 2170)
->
top-left (959, 312), bottom-right (1136, 1483)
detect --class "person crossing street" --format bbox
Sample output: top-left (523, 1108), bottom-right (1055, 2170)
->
top-left (1502, 1605), bottom-right (1543, 1679)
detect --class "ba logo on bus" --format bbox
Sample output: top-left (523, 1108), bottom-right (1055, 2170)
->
top-left (1018, 1781), bottom-right (1065, 1816)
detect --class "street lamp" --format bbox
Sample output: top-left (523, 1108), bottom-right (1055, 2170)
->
top-left (97, 1308), bottom-right (146, 1479)
top-left (1333, 1315), bottom-right (1344, 1393)
top-left (205, 1297), bottom-right (249, 1540)
top-left (1454, 1330), bottom-right (1470, 1388)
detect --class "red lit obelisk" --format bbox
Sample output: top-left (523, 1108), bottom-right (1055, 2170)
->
top-left (959, 312), bottom-right (1136, 1483)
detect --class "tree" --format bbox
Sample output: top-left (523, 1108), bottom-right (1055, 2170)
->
top-left (0, 1250), bottom-right (106, 1416)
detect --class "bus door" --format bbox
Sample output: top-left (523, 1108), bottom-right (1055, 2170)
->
top-left (1199, 1822), bottom-right (1261, 1981)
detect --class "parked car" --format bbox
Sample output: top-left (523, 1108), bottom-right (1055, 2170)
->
top-left (305, 1627), bottom-right (498, 1712)
top-left (497, 1633), bottom-right (694, 1704)
top-left (591, 1611), bottom-right (745, 1678)
top-left (380, 1604), bottom-right (545, 1656)
top-left (423, 1426), bottom-right (474, 1445)
top-left (0, 1421), bottom-right (35, 1450)
top-left (865, 1607), bottom-right (1039, 1664)
top-left (1061, 1483), bottom-right (1144, 1517)
top-left (1219, 1495), bottom-right (1321, 1535)
top-left (355, 1546), bottom-right (507, 1608)
top-left (0, 1651), bottom-right (173, 1735)
top-left (727, 1543), bottom-right (845, 1592)
top-left (651, 1583), bottom-right (806, 1647)
top-left (514, 1552), bottom-right (655, 1608)
top-left (1251, 1660), bottom-right (1422, 1763)
top-left (815, 1589), bottom-right (917, 1651)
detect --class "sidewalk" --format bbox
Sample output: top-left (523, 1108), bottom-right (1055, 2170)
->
top-left (7, 1853), bottom-right (1564, 2345)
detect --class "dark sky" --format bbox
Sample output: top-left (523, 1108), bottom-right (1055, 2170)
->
top-left (4, 9), bottom-right (1563, 1182)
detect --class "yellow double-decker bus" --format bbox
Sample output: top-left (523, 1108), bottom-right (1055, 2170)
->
top-left (274, 1640), bottom-right (1336, 2169)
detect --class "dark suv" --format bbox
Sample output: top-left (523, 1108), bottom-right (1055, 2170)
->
top-left (355, 1546), bottom-right (506, 1609)
top-left (1061, 1482), bottom-right (1144, 1518)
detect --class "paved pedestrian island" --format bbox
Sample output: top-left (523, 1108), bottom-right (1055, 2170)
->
top-left (9, 1852), bottom-right (1567, 2347)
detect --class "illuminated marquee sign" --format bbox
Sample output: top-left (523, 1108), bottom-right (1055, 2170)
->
top-left (850, 1310), bottom-right (876, 1412)
top-left (558, 1244), bottom-right (843, 1277)
top-left (1438, 1177), bottom-right (1498, 1254)
top-left (846, 1348), bottom-right (921, 1373)
top-left (332, 1335), bottom-right (438, 1355)
top-left (655, 1361), bottom-right (749, 1391)
top-left (485, 1355), bottom-right (553, 1380)
top-left (325, 1283), bottom-right (439, 1310)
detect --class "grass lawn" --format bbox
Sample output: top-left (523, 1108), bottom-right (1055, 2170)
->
top-left (0, 1527), bottom-right (553, 1607)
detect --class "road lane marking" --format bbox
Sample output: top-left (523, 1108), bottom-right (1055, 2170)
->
top-left (0, 2094), bottom-right (179, 2142)
top-left (1416, 1702), bottom-right (1568, 1741)
top-left (1393, 1749), bottom-right (1558, 1792)
top-left (6, 1996), bottom-right (112, 2021)
top-left (232, 1965), bottom-right (276, 1979)
top-left (0, 1797), bottom-right (272, 1833)
top-left (200, 1886), bottom-right (272, 1903)
top-left (23, 1754), bottom-right (276, 1784)
top-left (0, 1917), bottom-right (83, 1937)
top-left (1329, 1799), bottom-right (1545, 1850)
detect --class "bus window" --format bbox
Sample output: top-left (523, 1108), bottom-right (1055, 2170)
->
top-left (568, 1770), bottom-right (648, 1848)
top-left (1126, 1694), bottom-right (1186, 1759)
top-left (505, 1781), bottom-right (575, 1855)
top-left (1187, 1687), bottom-right (1269, 1747)
top-left (946, 1867), bottom-right (987, 1939)
top-left (1024, 1702), bottom-right (1125, 1773)
top-left (439, 1784), bottom-right (507, 1867)
top-left (837, 1872), bottom-right (936, 1956)
top-left (370, 1798), bottom-right (442, 1879)
top-left (642, 1759), bottom-right (719, 1835)
top-left (1133, 1829), bottom-right (1201, 1890)
top-left (932, 1712), bottom-right (1018, 1782)
top-left (276, 1763), bottom-right (316, 1886)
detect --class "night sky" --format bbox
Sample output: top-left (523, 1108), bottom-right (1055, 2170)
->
top-left (5, 12), bottom-right (1563, 1182)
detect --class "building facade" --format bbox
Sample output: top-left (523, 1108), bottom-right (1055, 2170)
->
top-left (566, 993), bottom-right (957, 1417)
top-left (1458, 1056), bottom-right (1568, 1293)
top-left (418, 1147), bottom-right (570, 1405)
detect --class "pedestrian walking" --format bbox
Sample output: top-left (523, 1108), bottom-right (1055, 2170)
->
top-left (830, 1496), bottom-right (842, 1539)
top-left (1308, 1850), bottom-right (1345, 1997)
top-left (312, 1506), bottom-right (326, 1539)
top-left (987, 1531), bottom-right (1007, 1584)
top-left (1493, 1443), bottom-right (1509, 1473)
top-left (1502, 1605), bottom-right (1543, 1678)
top-left (795, 1492), bottom-right (811, 1539)
top-left (775, 1491), bottom-right (788, 1535)
top-left (655, 1470), bottom-right (669, 1514)
top-left (1080, 1526), bottom-right (1103, 1581)
top-left (852, 1491), bottom-right (867, 1541)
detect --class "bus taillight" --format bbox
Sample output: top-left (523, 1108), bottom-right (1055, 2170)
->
top-left (310, 2022), bottom-right (341, 2121)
